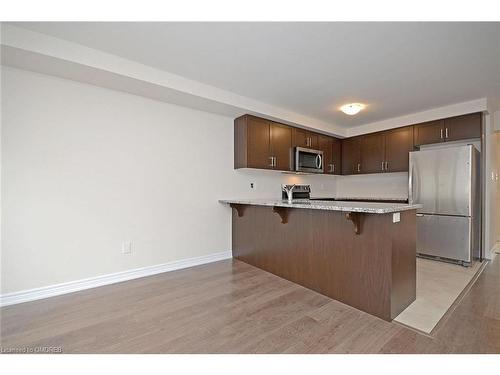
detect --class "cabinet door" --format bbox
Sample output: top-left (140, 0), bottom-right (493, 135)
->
top-left (384, 126), bottom-right (414, 172)
top-left (318, 135), bottom-right (333, 174)
top-left (292, 128), bottom-right (309, 148)
top-left (332, 138), bottom-right (342, 175)
top-left (360, 133), bottom-right (385, 174)
top-left (309, 132), bottom-right (319, 149)
top-left (414, 120), bottom-right (444, 146)
top-left (270, 122), bottom-right (292, 171)
top-left (342, 137), bottom-right (361, 175)
top-left (247, 116), bottom-right (271, 169)
top-left (444, 113), bottom-right (481, 141)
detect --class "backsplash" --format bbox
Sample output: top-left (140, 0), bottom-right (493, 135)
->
top-left (228, 169), bottom-right (409, 201)
top-left (229, 169), bottom-right (337, 199)
top-left (335, 172), bottom-right (409, 200)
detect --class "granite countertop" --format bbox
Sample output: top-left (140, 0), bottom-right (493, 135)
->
top-left (219, 199), bottom-right (421, 214)
top-left (322, 196), bottom-right (408, 202)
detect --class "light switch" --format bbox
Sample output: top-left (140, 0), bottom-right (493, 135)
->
top-left (393, 212), bottom-right (401, 223)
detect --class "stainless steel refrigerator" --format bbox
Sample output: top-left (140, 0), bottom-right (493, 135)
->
top-left (409, 145), bottom-right (481, 265)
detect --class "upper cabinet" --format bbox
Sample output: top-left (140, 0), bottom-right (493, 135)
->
top-left (234, 115), bottom-right (292, 171)
top-left (292, 128), bottom-right (319, 149)
top-left (318, 135), bottom-right (342, 175)
top-left (360, 133), bottom-right (385, 174)
top-left (342, 126), bottom-right (414, 175)
top-left (384, 126), bottom-right (415, 172)
top-left (270, 121), bottom-right (293, 171)
top-left (234, 112), bottom-right (481, 176)
top-left (413, 120), bottom-right (444, 146)
top-left (342, 137), bottom-right (361, 175)
top-left (444, 113), bottom-right (482, 141)
top-left (414, 112), bottom-right (481, 146)
top-left (331, 138), bottom-right (342, 175)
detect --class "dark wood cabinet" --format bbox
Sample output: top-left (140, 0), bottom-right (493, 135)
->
top-left (246, 116), bottom-right (272, 169)
top-left (235, 112), bottom-right (481, 175)
top-left (342, 137), bottom-right (361, 175)
top-left (384, 126), bottom-right (414, 172)
top-left (292, 128), bottom-right (318, 149)
top-left (292, 128), bottom-right (309, 148)
top-left (270, 122), bottom-right (292, 171)
top-left (309, 133), bottom-right (319, 149)
top-left (414, 112), bottom-right (481, 146)
top-left (234, 115), bottom-right (291, 171)
top-left (332, 138), bottom-right (342, 175)
top-left (414, 119), bottom-right (445, 146)
top-left (444, 112), bottom-right (482, 141)
top-left (318, 134), bottom-right (332, 174)
top-left (360, 133), bottom-right (385, 174)
top-left (343, 127), bottom-right (414, 175)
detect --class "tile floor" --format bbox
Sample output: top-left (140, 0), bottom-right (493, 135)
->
top-left (394, 258), bottom-right (483, 333)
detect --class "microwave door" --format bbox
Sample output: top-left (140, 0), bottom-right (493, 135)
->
top-left (295, 147), bottom-right (323, 173)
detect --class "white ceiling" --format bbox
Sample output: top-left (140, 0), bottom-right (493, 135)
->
top-left (12, 22), bottom-right (500, 128)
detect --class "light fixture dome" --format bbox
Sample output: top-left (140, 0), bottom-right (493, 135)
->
top-left (340, 103), bottom-right (365, 115)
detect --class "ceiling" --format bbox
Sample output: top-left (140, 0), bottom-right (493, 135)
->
top-left (12, 22), bottom-right (500, 128)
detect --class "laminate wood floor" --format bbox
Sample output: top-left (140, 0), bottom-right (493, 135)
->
top-left (1, 256), bottom-right (499, 353)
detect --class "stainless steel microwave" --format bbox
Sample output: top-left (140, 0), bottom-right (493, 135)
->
top-left (294, 147), bottom-right (324, 173)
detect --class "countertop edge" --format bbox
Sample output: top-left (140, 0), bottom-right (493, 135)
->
top-left (219, 199), bottom-right (422, 214)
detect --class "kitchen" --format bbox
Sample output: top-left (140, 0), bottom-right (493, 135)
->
top-left (221, 112), bottom-right (484, 331)
top-left (1, 21), bottom-right (499, 358)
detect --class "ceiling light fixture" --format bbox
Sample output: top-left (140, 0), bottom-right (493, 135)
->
top-left (340, 103), bottom-right (365, 115)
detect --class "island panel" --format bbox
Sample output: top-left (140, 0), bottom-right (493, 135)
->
top-left (230, 204), bottom-right (416, 321)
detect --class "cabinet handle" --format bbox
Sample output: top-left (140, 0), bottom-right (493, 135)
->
top-left (332, 163), bottom-right (335, 173)
top-left (357, 163), bottom-right (361, 173)
top-left (440, 129), bottom-right (444, 139)
top-left (381, 161), bottom-right (385, 171)
top-left (269, 156), bottom-right (274, 167)
top-left (445, 128), bottom-right (449, 139)
top-left (385, 161), bottom-right (389, 171)
top-left (273, 156), bottom-right (277, 167)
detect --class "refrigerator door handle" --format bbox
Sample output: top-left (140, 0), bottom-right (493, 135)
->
top-left (408, 161), bottom-right (414, 205)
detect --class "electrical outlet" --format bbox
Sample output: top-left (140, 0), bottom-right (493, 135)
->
top-left (392, 212), bottom-right (401, 223)
top-left (121, 241), bottom-right (132, 254)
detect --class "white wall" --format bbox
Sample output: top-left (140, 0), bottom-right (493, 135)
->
top-left (2, 66), bottom-right (498, 295)
top-left (335, 173), bottom-right (409, 200)
top-left (1, 66), bottom-right (339, 294)
top-left (484, 111), bottom-right (499, 257)
top-left (496, 131), bottom-right (500, 243)
top-left (494, 112), bottom-right (500, 243)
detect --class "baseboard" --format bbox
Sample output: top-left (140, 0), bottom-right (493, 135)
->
top-left (0, 250), bottom-right (232, 307)
top-left (491, 242), bottom-right (500, 259)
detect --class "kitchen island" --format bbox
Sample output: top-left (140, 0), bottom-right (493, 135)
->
top-left (219, 199), bottom-right (422, 321)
